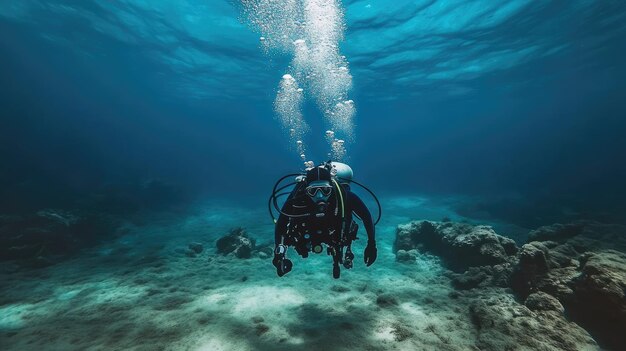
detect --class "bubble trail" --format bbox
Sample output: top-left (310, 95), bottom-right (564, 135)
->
top-left (275, 74), bottom-right (308, 159)
top-left (241, 0), bottom-right (356, 163)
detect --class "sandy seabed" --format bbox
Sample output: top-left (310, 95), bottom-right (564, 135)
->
top-left (0, 196), bottom-right (601, 350)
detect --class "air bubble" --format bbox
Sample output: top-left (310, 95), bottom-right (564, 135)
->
top-left (241, 0), bottom-right (356, 160)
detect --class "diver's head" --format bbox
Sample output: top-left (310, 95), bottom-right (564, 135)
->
top-left (306, 180), bottom-right (333, 202)
top-left (306, 165), bottom-right (332, 183)
top-left (305, 166), bottom-right (333, 214)
top-left (305, 180), bottom-right (332, 215)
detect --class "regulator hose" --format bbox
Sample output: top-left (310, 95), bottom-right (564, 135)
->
top-left (338, 177), bottom-right (382, 225)
top-left (268, 173), bottom-right (382, 226)
top-left (268, 174), bottom-right (307, 222)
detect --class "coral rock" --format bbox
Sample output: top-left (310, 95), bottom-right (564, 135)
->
top-left (525, 292), bottom-right (565, 313)
top-left (511, 222), bottom-right (626, 349)
top-left (395, 221), bottom-right (519, 271)
top-left (568, 250), bottom-right (626, 349)
top-left (395, 249), bottom-right (417, 263)
top-left (518, 242), bottom-right (550, 273)
top-left (216, 227), bottom-right (256, 259)
top-left (469, 293), bottom-right (597, 350)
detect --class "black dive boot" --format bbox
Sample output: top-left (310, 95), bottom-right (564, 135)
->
top-left (333, 262), bottom-right (340, 279)
top-left (333, 248), bottom-right (341, 279)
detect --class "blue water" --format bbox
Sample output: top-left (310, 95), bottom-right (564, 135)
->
top-left (2, 1), bottom-right (626, 227)
top-left (1, 2), bottom-right (626, 349)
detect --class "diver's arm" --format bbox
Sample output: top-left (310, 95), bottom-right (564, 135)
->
top-left (348, 191), bottom-right (375, 242)
top-left (274, 212), bottom-right (288, 246)
top-left (274, 183), bottom-right (302, 246)
top-left (348, 190), bottom-right (377, 266)
top-left (272, 182), bottom-right (306, 277)
top-left (273, 209), bottom-right (293, 277)
top-left (273, 194), bottom-right (296, 277)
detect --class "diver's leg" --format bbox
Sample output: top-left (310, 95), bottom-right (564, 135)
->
top-left (333, 260), bottom-right (340, 279)
top-left (328, 245), bottom-right (341, 279)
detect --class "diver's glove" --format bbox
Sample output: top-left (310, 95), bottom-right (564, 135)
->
top-left (273, 256), bottom-right (292, 277)
top-left (272, 245), bottom-right (292, 277)
top-left (364, 240), bottom-right (377, 267)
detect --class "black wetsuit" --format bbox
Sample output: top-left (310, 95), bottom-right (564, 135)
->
top-left (274, 182), bottom-right (375, 254)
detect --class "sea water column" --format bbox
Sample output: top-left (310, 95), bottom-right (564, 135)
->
top-left (241, 0), bottom-right (310, 161)
top-left (275, 74), bottom-right (307, 160)
top-left (300, 0), bottom-right (354, 161)
top-left (241, 0), bottom-right (356, 162)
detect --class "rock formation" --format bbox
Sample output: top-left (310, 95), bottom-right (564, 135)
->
top-left (395, 220), bottom-right (626, 350)
top-left (216, 227), bottom-right (256, 259)
top-left (0, 210), bottom-right (119, 269)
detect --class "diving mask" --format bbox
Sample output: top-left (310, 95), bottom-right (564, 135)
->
top-left (306, 185), bottom-right (333, 197)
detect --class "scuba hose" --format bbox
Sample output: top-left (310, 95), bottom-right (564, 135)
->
top-left (268, 173), bottom-right (306, 223)
top-left (337, 177), bottom-right (382, 225)
top-left (332, 179), bottom-right (345, 218)
top-left (269, 171), bottom-right (382, 225)
top-left (332, 178), bottom-right (347, 242)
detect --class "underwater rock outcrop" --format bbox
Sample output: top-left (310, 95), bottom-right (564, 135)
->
top-left (0, 209), bottom-right (120, 269)
top-left (216, 227), bottom-right (256, 259)
top-left (395, 249), bottom-right (419, 263)
top-left (524, 291), bottom-right (565, 313)
top-left (468, 291), bottom-right (597, 350)
top-left (511, 221), bottom-right (626, 349)
top-left (572, 250), bottom-right (626, 320)
top-left (396, 220), bottom-right (626, 350)
top-left (394, 220), bottom-right (518, 271)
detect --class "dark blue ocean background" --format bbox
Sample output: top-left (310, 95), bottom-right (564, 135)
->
top-left (2, 2), bottom-right (626, 350)
top-left (2, 0), bottom-right (625, 227)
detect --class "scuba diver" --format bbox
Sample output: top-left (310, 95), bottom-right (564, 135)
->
top-left (269, 161), bottom-right (380, 279)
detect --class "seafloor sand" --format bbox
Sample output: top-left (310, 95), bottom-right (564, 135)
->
top-left (0, 196), bottom-right (603, 350)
